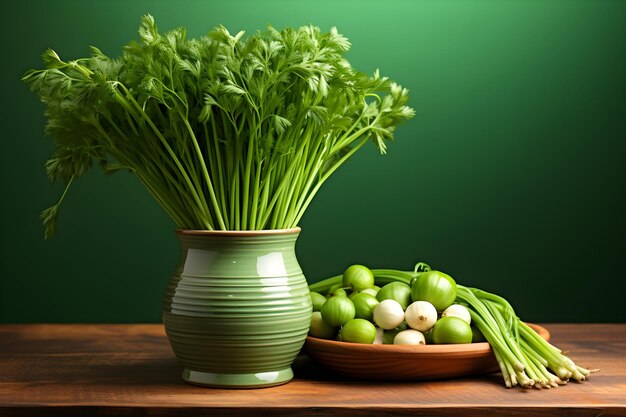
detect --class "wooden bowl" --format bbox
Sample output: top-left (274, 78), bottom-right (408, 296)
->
top-left (304, 323), bottom-right (550, 381)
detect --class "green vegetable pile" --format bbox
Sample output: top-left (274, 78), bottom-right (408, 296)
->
top-left (23, 16), bottom-right (414, 237)
top-left (309, 262), bottom-right (596, 389)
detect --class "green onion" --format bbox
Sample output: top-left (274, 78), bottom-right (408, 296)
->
top-left (456, 286), bottom-right (596, 388)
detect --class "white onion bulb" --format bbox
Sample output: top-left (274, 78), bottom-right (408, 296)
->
top-left (405, 301), bottom-right (438, 332)
top-left (442, 304), bottom-right (471, 325)
top-left (373, 299), bottom-right (405, 330)
top-left (393, 329), bottom-right (426, 345)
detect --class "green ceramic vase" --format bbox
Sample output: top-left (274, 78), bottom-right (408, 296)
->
top-left (163, 227), bottom-right (312, 388)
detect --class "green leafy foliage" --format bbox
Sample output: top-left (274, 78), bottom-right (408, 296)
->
top-left (23, 15), bottom-right (415, 237)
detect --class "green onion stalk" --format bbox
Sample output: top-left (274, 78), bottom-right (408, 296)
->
top-left (23, 15), bottom-right (415, 238)
top-left (309, 262), bottom-right (596, 389)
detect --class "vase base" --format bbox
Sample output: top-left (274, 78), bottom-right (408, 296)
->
top-left (182, 367), bottom-right (294, 388)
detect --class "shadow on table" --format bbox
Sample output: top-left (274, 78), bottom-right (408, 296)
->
top-left (33, 351), bottom-right (504, 389)
top-left (292, 353), bottom-right (506, 387)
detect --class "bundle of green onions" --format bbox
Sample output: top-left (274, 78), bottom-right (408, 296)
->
top-left (455, 286), bottom-right (595, 388)
top-left (23, 15), bottom-right (414, 237)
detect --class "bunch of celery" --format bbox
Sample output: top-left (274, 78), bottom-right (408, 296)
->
top-left (23, 15), bottom-right (414, 237)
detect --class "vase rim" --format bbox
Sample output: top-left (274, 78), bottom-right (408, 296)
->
top-left (176, 227), bottom-right (301, 236)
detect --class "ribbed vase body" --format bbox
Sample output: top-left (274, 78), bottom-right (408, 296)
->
top-left (163, 228), bottom-right (311, 388)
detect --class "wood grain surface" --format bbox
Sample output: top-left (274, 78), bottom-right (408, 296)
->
top-left (0, 324), bottom-right (624, 416)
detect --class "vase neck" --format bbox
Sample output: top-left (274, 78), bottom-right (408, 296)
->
top-left (177, 231), bottom-right (300, 251)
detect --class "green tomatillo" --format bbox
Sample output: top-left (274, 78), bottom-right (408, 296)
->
top-left (310, 292), bottom-right (327, 311)
top-left (431, 316), bottom-right (472, 344)
top-left (410, 270), bottom-right (457, 311)
top-left (308, 311), bottom-right (336, 339)
top-left (376, 282), bottom-right (412, 310)
top-left (320, 295), bottom-right (355, 327)
top-left (351, 292), bottom-right (379, 321)
top-left (340, 318), bottom-right (377, 344)
top-left (342, 265), bottom-right (375, 291)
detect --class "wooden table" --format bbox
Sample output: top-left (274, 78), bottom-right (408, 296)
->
top-left (0, 324), bottom-right (624, 416)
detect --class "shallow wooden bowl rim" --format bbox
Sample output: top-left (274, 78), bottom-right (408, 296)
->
top-left (306, 323), bottom-right (550, 354)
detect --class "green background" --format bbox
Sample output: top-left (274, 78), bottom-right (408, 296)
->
top-left (1, 0), bottom-right (624, 323)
